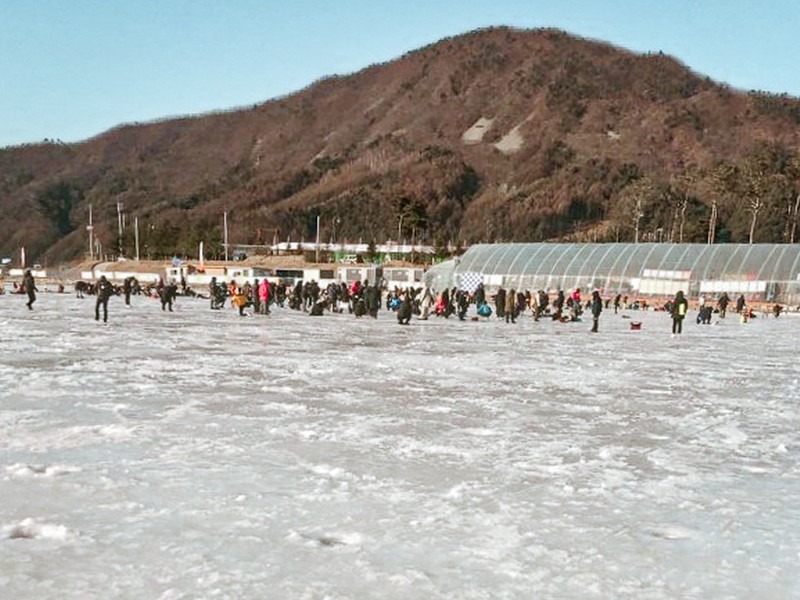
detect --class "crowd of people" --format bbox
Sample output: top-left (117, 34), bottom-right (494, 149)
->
top-left (208, 277), bottom-right (385, 318)
top-left (5, 270), bottom-right (790, 332)
top-left (202, 277), bottom-right (785, 335)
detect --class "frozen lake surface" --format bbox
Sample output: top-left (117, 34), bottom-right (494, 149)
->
top-left (1, 292), bottom-right (799, 599)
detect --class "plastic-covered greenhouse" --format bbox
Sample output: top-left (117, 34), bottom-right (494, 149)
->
top-left (423, 243), bottom-right (800, 304)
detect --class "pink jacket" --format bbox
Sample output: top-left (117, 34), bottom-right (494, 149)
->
top-left (258, 280), bottom-right (270, 302)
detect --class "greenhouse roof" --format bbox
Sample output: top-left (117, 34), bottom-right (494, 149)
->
top-left (446, 243), bottom-right (800, 281)
top-left (424, 243), bottom-right (800, 299)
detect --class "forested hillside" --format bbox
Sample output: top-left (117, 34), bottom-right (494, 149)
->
top-left (2, 26), bottom-right (800, 264)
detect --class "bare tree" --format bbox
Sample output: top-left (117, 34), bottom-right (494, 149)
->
top-left (634, 195), bottom-right (643, 243)
top-left (742, 160), bottom-right (768, 244)
top-left (786, 156), bottom-right (800, 243)
top-left (669, 169), bottom-right (697, 243)
top-left (707, 198), bottom-right (718, 245)
top-left (705, 163), bottom-right (736, 244)
top-left (741, 141), bottom-right (794, 244)
top-left (614, 177), bottom-right (656, 243)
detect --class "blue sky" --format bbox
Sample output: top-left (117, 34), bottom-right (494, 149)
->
top-left (2, 0), bottom-right (798, 148)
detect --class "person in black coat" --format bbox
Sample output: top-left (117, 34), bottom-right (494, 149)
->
top-left (123, 277), bottom-right (133, 306)
top-left (456, 290), bottom-right (469, 321)
top-left (474, 283), bottom-right (486, 308)
top-left (590, 290), bottom-right (603, 333)
top-left (366, 284), bottom-right (381, 318)
top-left (495, 287), bottom-right (506, 319)
top-left (671, 290), bottom-right (688, 335)
top-left (209, 277), bottom-right (221, 309)
top-left (160, 282), bottom-right (177, 312)
top-left (95, 275), bottom-right (114, 322)
top-left (735, 294), bottom-right (746, 315)
top-left (353, 297), bottom-right (366, 317)
top-left (717, 292), bottom-right (730, 318)
top-left (23, 270), bottom-right (37, 310)
top-left (397, 292), bottom-right (413, 325)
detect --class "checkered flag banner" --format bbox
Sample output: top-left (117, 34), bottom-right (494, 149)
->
top-left (458, 271), bottom-right (483, 293)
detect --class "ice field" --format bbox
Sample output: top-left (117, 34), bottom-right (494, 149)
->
top-left (1, 292), bottom-right (799, 599)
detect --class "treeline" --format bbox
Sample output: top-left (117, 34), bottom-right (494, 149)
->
top-left (601, 140), bottom-right (800, 244)
top-left (28, 139), bottom-right (800, 263)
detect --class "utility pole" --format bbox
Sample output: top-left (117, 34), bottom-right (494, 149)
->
top-left (223, 211), bottom-right (229, 261)
top-left (315, 215), bottom-right (320, 263)
top-left (87, 204), bottom-right (94, 259)
top-left (116, 202), bottom-right (124, 257)
top-left (134, 217), bottom-right (140, 261)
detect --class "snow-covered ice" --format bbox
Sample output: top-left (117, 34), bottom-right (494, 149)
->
top-left (1, 293), bottom-right (799, 599)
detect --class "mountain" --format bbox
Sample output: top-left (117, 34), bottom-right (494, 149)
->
top-left (3, 26), bottom-right (800, 264)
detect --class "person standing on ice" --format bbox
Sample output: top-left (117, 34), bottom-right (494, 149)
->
top-left (717, 292), bottom-right (730, 318)
top-left (538, 290), bottom-right (549, 319)
top-left (590, 290), bottom-right (603, 332)
top-left (554, 289), bottom-right (565, 314)
top-left (366, 283), bottom-right (381, 318)
top-left (22, 269), bottom-right (37, 310)
top-left (456, 289), bottom-right (469, 321)
top-left (474, 283), bottom-right (486, 309)
top-left (735, 294), bottom-right (746, 315)
top-left (504, 288), bottom-right (516, 323)
top-left (671, 290), bottom-right (688, 336)
top-left (419, 287), bottom-right (433, 320)
top-left (122, 277), bottom-right (135, 307)
top-left (95, 275), bottom-right (114, 323)
top-left (251, 279), bottom-right (261, 314)
top-left (258, 278), bottom-right (270, 314)
top-left (159, 282), bottom-right (177, 312)
top-left (495, 287), bottom-right (506, 319)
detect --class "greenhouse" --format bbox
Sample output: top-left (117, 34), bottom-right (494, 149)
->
top-left (423, 243), bottom-right (800, 304)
